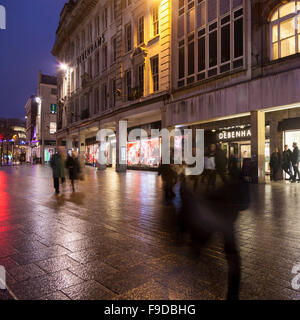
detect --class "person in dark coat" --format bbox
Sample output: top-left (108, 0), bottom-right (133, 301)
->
top-left (66, 151), bottom-right (80, 192)
top-left (269, 148), bottom-right (281, 181)
top-left (179, 159), bottom-right (249, 300)
top-left (282, 145), bottom-right (292, 179)
top-left (291, 142), bottom-right (300, 183)
top-left (215, 143), bottom-right (228, 184)
top-left (50, 147), bottom-right (66, 194)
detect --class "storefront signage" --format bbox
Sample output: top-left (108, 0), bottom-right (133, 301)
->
top-left (76, 35), bottom-right (105, 65)
top-left (217, 129), bottom-right (251, 141)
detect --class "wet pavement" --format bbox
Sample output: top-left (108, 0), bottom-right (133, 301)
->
top-left (0, 164), bottom-right (300, 300)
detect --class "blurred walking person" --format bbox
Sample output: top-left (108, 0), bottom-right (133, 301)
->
top-left (282, 145), bottom-right (292, 180)
top-left (206, 144), bottom-right (217, 191)
top-left (269, 148), bottom-right (281, 181)
top-left (179, 159), bottom-right (250, 300)
top-left (50, 147), bottom-right (66, 194)
top-left (215, 143), bottom-right (228, 184)
top-left (66, 151), bottom-right (80, 192)
top-left (291, 142), bottom-right (300, 183)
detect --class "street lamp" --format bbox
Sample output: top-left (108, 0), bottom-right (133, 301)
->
top-left (59, 63), bottom-right (68, 71)
top-left (35, 96), bottom-right (44, 164)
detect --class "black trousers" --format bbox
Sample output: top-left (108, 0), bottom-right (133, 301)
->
top-left (293, 164), bottom-right (300, 181)
top-left (53, 177), bottom-right (65, 192)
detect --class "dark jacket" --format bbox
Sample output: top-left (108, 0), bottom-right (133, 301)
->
top-left (215, 147), bottom-right (227, 173)
top-left (50, 153), bottom-right (65, 179)
top-left (282, 149), bottom-right (292, 166)
top-left (270, 152), bottom-right (281, 169)
top-left (291, 147), bottom-right (299, 165)
top-left (66, 155), bottom-right (80, 180)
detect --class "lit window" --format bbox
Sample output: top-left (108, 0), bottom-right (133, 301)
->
top-left (270, 1), bottom-right (300, 60)
top-left (152, 6), bottom-right (159, 37)
top-left (50, 122), bottom-right (57, 134)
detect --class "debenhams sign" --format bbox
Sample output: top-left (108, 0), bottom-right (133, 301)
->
top-left (217, 128), bottom-right (251, 141)
top-left (76, 35), bottom-right (105, 65)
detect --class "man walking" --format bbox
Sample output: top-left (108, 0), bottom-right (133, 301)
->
top-left (50, 147), bottom-right (66, 194)
top-left (291, 142), bottom-right (299, 183)
top-left (282, 145), bottom-right (292, 179)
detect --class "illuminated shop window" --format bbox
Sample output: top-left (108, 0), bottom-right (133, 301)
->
top-left (270, 1), bottom-right (300, 60)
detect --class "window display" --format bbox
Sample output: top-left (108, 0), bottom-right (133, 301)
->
top-left (127, 137), bottom-right (160, 167)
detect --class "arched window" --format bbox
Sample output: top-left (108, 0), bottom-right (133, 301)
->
top-left (270, 1), bottom-right (300, 60)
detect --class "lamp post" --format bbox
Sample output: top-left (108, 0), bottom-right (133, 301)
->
top-left (35, 96), bottom-right (44, 164)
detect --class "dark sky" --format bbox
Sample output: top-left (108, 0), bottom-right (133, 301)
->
top-left (0, 0), bottom-right (66, 119)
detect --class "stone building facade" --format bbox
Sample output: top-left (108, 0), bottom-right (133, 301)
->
top-left (52, 0), bottom-right (171, 170)
top-left (53, 0), bottom-right (300, 182)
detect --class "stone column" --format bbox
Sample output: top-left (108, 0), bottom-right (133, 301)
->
top-left (251, 110), bottom-right (265, 184)
top-left (116, 119), bottom-right (127, 173)
top-left (66, 136), bottom-right (73, 152)
top-left (78, 130), bottom-right (86, 169)
top-left (96, 122), bottom-right (107, 171)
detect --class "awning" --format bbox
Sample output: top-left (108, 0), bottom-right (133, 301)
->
top-left (278, 118), bottom-right (300, 131)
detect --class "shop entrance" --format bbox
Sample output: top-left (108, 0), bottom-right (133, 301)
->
top-left (284, 130), bottom-right (300, 149)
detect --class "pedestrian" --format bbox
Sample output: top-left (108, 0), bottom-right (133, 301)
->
top-left (178, 158), bottom-right (249, 300)
top-left (66, 151), bottom-right (80, 192)
top-left (215, 143), bottom-right (228, 184)
top-left (200, 147), bottom-right (210, 184)
top-left (269, 148), bottom-right (281, 181)
top-left (206, 144), bottom-right (217, 191)
top-left (291, 142), bottom-right (300, 183)
top-left (158, 149), bottom-right (177, 200)
top-left (282, 145), bottom-right (292, 180)
top-left (50, 147), bottom-right (66, 194)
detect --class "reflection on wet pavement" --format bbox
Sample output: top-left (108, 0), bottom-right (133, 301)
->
top-left (0, 165), bottom-right (300, 300)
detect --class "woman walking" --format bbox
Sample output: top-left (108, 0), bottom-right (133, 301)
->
top-left (66, 151), bottom-right (80, 192)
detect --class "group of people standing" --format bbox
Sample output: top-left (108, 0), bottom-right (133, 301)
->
top-left (270, 142), bottom-right (299, 182)
top-left (50, 147), bottom-right (81, 194)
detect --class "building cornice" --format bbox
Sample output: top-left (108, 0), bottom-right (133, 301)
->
top-left (52, 0), bottom-right (99, 57)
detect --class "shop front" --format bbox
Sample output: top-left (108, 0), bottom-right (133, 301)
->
top-left (85, 137), bottom-right (99, 167)
top-left (127, 121), bottom-right (162, 170)
top-left (279, 117), bottom-right (300, 150)
top-left (216, 125), bottom-right (270, 174)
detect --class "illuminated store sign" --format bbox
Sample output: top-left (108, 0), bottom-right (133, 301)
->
top-left (217, 129), bottom-right (251, 141)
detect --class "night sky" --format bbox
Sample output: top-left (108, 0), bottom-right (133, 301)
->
top-left (0, 0), bottom-right (66, 119)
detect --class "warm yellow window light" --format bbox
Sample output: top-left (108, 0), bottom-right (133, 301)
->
top-left (270, 1), bottom-right (300, 60)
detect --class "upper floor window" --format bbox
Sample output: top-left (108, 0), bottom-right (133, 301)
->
top-left (138, 16), bottom-right (144, 45)
top-left (270, 1), bottom-right (300, 60)
top-left (125, 23), bottom-right (132, 52)
top-left (103, 8), bottom-right (108, 30)
top-left (177, 0), bottom-right (244, 88)
top-left (112, 36), bottom-right (117, 62)
top-left (95, 15), bottom-right (100, 37)
top-left (152, 6), bottom-right (159, 37)
top-left (151, 55), bottom-right (159, 92)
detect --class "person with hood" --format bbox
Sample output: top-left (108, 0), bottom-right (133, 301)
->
top-left (50, 147), bottom-right (66, 194)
